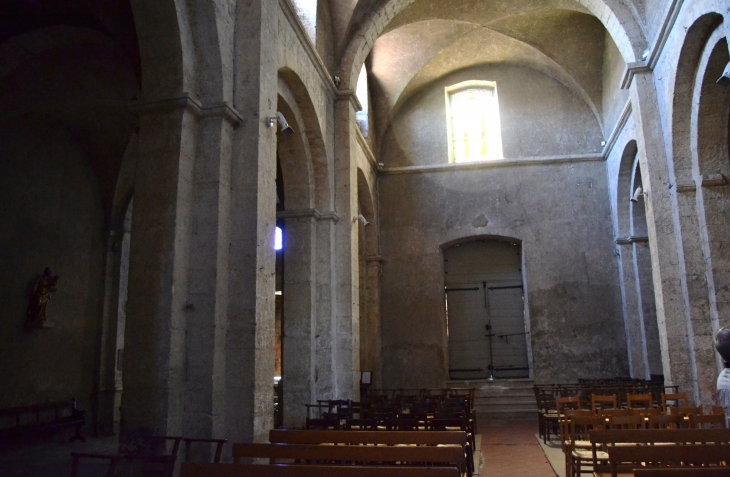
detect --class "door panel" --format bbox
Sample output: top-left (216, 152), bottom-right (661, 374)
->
top-left (444, 240), bottom-right (529, 380)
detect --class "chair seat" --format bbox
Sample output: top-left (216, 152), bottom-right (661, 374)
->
top-left (565, 439), bottom-right (592, 449)
top-left (572, 449), bottom-right (608, 459)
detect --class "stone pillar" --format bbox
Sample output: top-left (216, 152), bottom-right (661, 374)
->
top-left (184, 104), bottom-right (241, 453)
top-left (314, 214), bottom-right (339, 401)
top-left (280, 212), bottom-right (316, 428)
top-left (227, 0), bottom-right (278, 444)
top-left (333, 95), bottom-right (361, 399)
top-left (633, 239), bottom-right (662, 375)
top-left (630, 72), bottom-right (698, 402)
top-left (121, 95), bottom-right (198, 439)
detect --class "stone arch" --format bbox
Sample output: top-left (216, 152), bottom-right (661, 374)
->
top-left (618, 140), bottom-right (638, 237)
top-left (615, 139), bottom-right (648, 379)
top-left (629, 156), bottom-right (662, 379)
top-left (97, 132), bottom-right (138, 434)
top-left (129, 1), bottom-right (193, 98)
top-left (671, 13), bottom-right (724, 185)
top-left (279, 67), bottom-right (331, 210)
top-left (689, 33), bottom-right (730, 405)
top-left (337, 0), bottom-right (646, 90)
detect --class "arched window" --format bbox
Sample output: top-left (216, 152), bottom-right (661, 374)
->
top-left (445, 81), bottom-right (504, 163)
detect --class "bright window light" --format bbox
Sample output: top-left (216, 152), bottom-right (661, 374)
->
top-left (275, 226), bottom-right (283, 250)
top-left (445, 81), bottom-right (504, 163)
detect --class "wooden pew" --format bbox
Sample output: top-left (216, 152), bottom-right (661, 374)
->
top-left (232, 442), bottom-right (465, 472)
top-left (633, 469), bottom-right (730, 477)
top-left (270, 430), bottom-right (467, 446)
top-left (182, 462), bottom-right (461, 477)
top-left (589, 428), bottom-right (730, 477)
top-left (270, 429), bottom-right (472, 475)
top-left (605, 444), bottom-right (730, 477)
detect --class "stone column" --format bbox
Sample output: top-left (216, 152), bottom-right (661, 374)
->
top-left (184, 104), bottom-right (241, 453)
top-left (333, 94), bottom-right (361, 399)
top-left (314, 214), bottom-right (339, 401)
top-left (227, 0), bottom-right (278, 444)
top-left (121, 95), bottom-right (198, 439)
top-left (630, 72), bottom-right (698, 402)
top-left (279, 211), bottom-right (316, 428)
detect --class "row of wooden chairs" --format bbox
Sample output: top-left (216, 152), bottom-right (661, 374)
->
top-left (585, 428), bottom-right (730, 477)
top-left (535, 382), bottom-right (680, 442)
top-left (564, 414), bottom-right (727, 477)
top-left (543, 392), bottom-right (694, 443)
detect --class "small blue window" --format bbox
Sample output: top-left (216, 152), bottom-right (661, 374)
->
top-left (275, 227), bottom-right (283, 251)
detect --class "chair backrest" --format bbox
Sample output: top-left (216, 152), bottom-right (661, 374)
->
top-left (591, 394), bottom-right (617, 411)
top-left (606, 415), bottom-right (644, 430)
top-left (556, 395), bottom-right (581, 414)
top-left (646, 414), bottom-right (682, 429)
top-left (598, 409), bottom-right (632, 418)
top-left (569, 416), bottom-right (605, 441)
top-left (689, 413), bottom-right (727, 429)
top-left (661, 392), bottom-right (688, 412)
top-left (626, 393), bottom-right (653, 409)
top-left (181, 463), bottom-right (461, 477)
top-left (668, 406), bottom-right (703, 418)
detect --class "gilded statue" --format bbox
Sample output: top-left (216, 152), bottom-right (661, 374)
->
top-left (26, 267), bottom-right (60, 329)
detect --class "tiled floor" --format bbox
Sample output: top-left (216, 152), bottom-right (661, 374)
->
top-left (479, 419), bottom-right (557, 476)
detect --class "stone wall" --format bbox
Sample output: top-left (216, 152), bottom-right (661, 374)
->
top-left (381, 64), bottom-right (603, 167)
top-left (0, 118), bottom-right (105, 414)
top-left (378, 159), bottom-right (629, 387)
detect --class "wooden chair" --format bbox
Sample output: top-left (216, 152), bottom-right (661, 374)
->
top-left (592, 394), bottom-right (617, 412)
top-left (689, 413), bottom-right (727, 429)
top-left (560, 410), bottom-right (594, 453)
top-left (567, 416), bottom-right (607, 477)
top-left (557, 395), bottom-right (582, 414)
top-left (661, 393), bottom-right (688, 413)
top-left (181, 463), bottom-right (461, 477)
top-left (626, 393), bottom-right (653, 409)
top-left (183, 438), bottom-right (227, 463)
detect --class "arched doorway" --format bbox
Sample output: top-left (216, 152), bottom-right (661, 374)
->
top-left (444, 238), bottom-right (529, 380)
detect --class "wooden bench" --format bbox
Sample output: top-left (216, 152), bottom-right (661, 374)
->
top-left (633, 468), bottom-right (730, 476)
top-left (182, 462), bottom-right (461, 477)
top-left (0, 398), bottom-right (85, 443)
top-left (270, 429), bottom-right (467, 446)
top-left (604, 444), bottom-right (730, 477)
top-left (588, 428), bottom-right (730, 477)
top-left (232, 442), bottom-right (466, 472)
top-left (270, 429), bottom-right (472, 475)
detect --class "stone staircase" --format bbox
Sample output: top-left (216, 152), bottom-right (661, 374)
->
top-left (448, 379), bottom-right (538, 419)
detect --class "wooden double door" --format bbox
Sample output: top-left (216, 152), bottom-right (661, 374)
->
top-left (444, 240), bottom-right (530, 380)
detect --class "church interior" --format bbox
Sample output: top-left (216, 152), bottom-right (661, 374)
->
top-left (1, 0), bottom-right (730, 475)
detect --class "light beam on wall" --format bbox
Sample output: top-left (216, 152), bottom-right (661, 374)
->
top-left (275, 226), bottom-right (283, 250)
